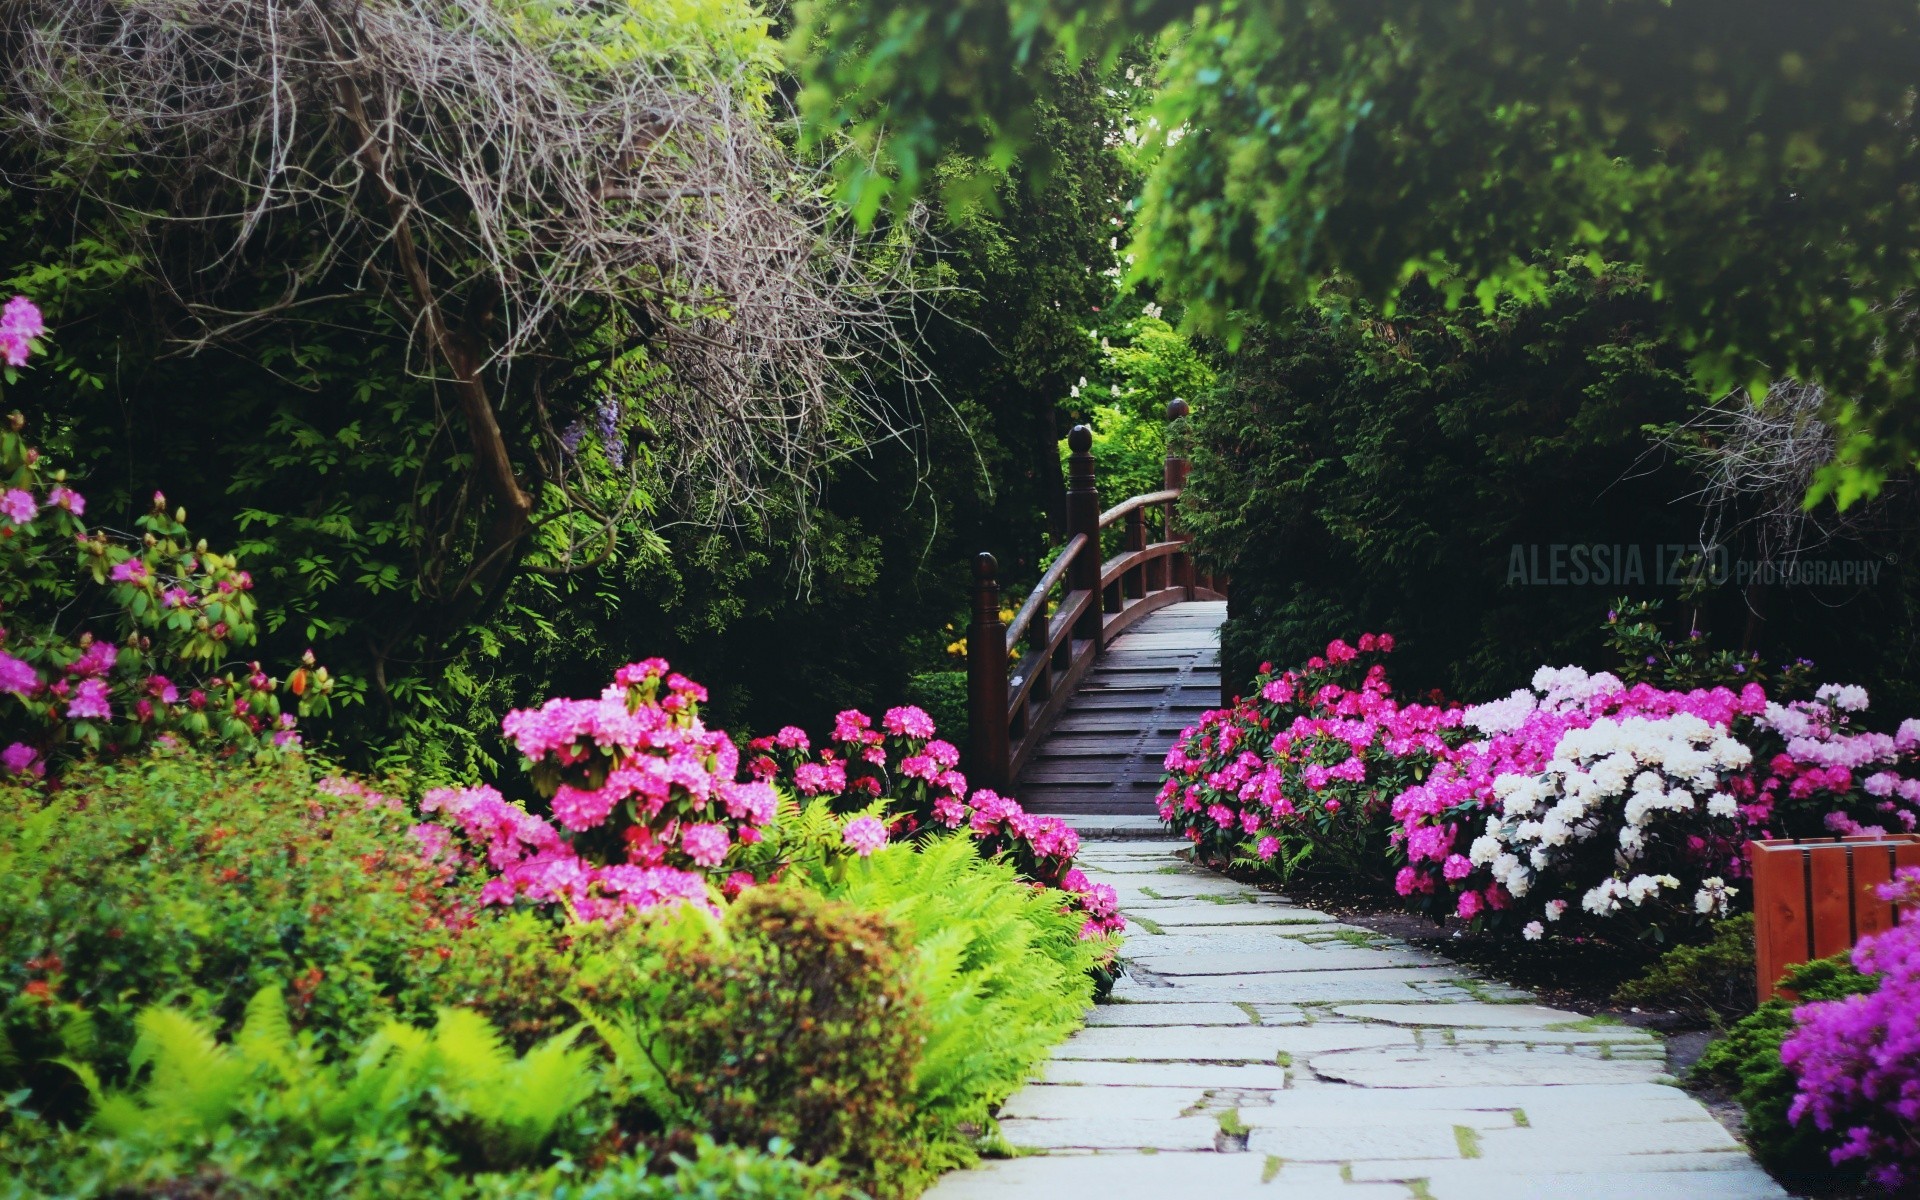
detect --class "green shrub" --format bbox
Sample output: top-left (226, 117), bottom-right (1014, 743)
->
top-left (823, 835), bottom-right (1097, 1173)
top-left (1614, 914), bottom-right (1757, 1024)
top-left (0, 755), bottom-right (460, 1121)
top-left (1694, 952), bottom-right (1880, 1179)
top-left (580, 886), bottom-right (928, 1197)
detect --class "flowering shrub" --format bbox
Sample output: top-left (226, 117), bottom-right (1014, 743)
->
top-left (1781, 868), bottom-right (1920, 1190)
top-left (0, 297), bottom-right (328, 777)
top-left (1161, 613), bottom-right (1920, 947)
top-left (1742, 689), bottom-right (1920, 840)
top-left (1159, 634), bottom-right (1460, 884)
top-left (747, 706), bottom-right (1123, 940)
top-left (424, 660), bottom-right (779, 919)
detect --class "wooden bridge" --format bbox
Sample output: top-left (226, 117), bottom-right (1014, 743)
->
top-left (966, 402), bottom-right (1227, 818)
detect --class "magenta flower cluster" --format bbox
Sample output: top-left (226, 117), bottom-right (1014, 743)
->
top-left (1160, 631), bottom-right (1920, 943)
top-left (1781, 868), bottom-right (1920, 1190)
top-left (748, 705), bottom-right (1123, 941)
top-left (0, 297), bottom-right (328, 776)
top-left (0, 296), bottom-right (44, 367)
top-left (427, 660), bottom-right (777, 919)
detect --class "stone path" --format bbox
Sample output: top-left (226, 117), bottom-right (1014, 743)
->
top-left (927, 840), bottom-right (1788, 1200)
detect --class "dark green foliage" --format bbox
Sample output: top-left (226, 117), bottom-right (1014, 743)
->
top-left (1694, 953), bottom-right (1880, 1179)
top-left (0, 756), bottom-right (460, 1122)
top-left (1614, 915), bottom-right (1757, 1025)
top-left (1187, 266), bottom-right (1703, 700)
top-left (905, 670), bottom-right (968, 749)
top-left (1188, 267), bottom-right (1920, 707)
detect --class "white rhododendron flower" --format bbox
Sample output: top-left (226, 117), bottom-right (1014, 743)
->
top-left (1522, 920), bottom-right (1545, 941)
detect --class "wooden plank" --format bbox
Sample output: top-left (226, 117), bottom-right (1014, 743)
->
top-left (1750, 841), bottom-right (1810, 1000)
top-left (1808, 844), bottom-right (1855, 959)
top-left (1854, 844), bottom-right (1898, 942)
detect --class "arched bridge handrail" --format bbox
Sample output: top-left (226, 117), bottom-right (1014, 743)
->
top-left (1003, 533), bottom-right (1089, 655)
top-left (967, 401), bottom-right (1227, 792)
top-left (1098, 489), bottom-right (1180, 529)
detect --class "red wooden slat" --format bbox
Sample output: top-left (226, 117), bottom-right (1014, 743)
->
top-left (1808, 844), bottom-right (1855, 959)
top-left (1748, 840), bottom-right (1809, 1000)
top-left (1854, 844), bottom-right (1897, 943)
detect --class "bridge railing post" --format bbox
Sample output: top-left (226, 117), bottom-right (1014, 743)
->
top-left (1164, 398), bottom-right (1195, 599)
top-left (967, 551), bottom-right (1011, 792)
top-left (1124, 506), bottom-right (1146, 599)
top-left (1065, 425), bottom-right (1104, 651)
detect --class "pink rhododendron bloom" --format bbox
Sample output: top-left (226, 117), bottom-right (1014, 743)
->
top-left (773, 725), bottom-right (809, 750)
top-left (0, 489), bottom-right (36, 524)
top-left (833, 708), bottom-right (876, 743)
top-left (883, 705), bottom-right (938, 738)
top-left (109, 559), bottom-right (149, 584)
top-left (1, 742), bottom-right (44, 778)
top-left (1256, 836), bottom-right (1280, 861)
top-left (66, 678), bottom-right (111, 721)
top-left (0, 296), bottom-right (44, 366)
top-left (681, 822), bottom-right (731, 867)
top-left (932, 795), bottom-right (967, 828)
top-left (69, 641), bottom-right (117, 678)
top-left (0, 653), bottom-right (39, 697)
top-left (46, 485), bottom-right (82, 516)
top-left (842, 815), bottom-right (887, 857)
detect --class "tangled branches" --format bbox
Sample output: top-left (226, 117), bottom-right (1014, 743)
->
top-left (1, 0), bottom-right (921, 611)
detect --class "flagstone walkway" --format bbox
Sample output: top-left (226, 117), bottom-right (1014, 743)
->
top-left (929, 840), bottom-right (1789, 1200)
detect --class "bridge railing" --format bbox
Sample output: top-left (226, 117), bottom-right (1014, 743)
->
top-left (967, 400), bottom-right (1227, 791)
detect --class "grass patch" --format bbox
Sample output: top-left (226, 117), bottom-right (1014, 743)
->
top-left (1454, 1126), bottom-right (1483, 1159)
top-left (1544, 1015), bottom-right (1624, 1032)
top-left (1260, 1156), bottom-right (1284, 1183)
top-left (1512, 1108), bottom-right (1530, 1128)
top-left (1234, 1001), bottom-right (1262, 1026)
top-left (1274, 1051), bottom-right (1293, 1068)
top-left (1131, 916), bottom-right (1165, 935)
top-left (1216, 1109), bottom-right (1249, 1137)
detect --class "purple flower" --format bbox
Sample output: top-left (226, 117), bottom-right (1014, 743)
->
top-left (0, 490), bottom-right (36, 525)
top-left (67, 678), bottom-right (111, 721)
top-left (842, 815), bottom-right (887, 857)
top-left (0, 652), bottom-right (39, 696)
top-left (46, 485), bottom-right (84, 516)
top-left (0, 296), bottom-right (44, 367)
top-left (1, 742), bottom-right (43, 778)
top-left (110, 558), bottom-right (150, 584)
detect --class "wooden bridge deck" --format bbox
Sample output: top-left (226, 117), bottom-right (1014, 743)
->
top-left (1014, 601), bottom-right (1225, 816)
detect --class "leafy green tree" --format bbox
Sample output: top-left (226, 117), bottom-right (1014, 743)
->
top-left (794, 0), bottom-right (1920, 502)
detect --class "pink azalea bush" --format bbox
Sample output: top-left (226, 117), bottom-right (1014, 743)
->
top-left (0, 297), bottom-right (330, 777)
top-left (1162, 620), bottom-right (1920, 947)
top-left (1781, 868), bottom-right (1920, 1190)
top-left (420, 660), bottom-right (777, 920)
top-left (747, 705), bottom-right (1123, 940)
top-left (1158, 634), bottom-right (1458, 885)
top-left (422, 682), bottom-right (1122, 941)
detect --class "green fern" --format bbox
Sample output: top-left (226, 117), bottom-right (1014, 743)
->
top-left (84, 986), bottom-right (600, 1182)
top-left (825, 835), bottom-right (1097, 1170)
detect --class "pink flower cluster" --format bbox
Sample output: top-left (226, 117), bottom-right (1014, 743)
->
top-left (1782, 868), bottom-right (1920, 1190)
top-left (0, 296), bottom-right (44, 367)
top-left (1159, 635), bottom-right (1459, 883)
top-left (1738, 695), bottom-right (1920, 840)
top-left (748, 704), bottom-right (1123, 941)
top-left (433, 660), bottom-right (777, 918)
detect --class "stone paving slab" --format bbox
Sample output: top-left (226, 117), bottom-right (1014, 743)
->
top-left (927, 839), bottom-right (1784, 1199)
top-left (1083, 1001), bottom-right (1262, 1026)
top-left (1049, 1022), bottom-right (1416, 1063)
top-left (1127, 947), bottom-right (1444, 974)
top-left (997, 1084), bottom-right (1212, 1121)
